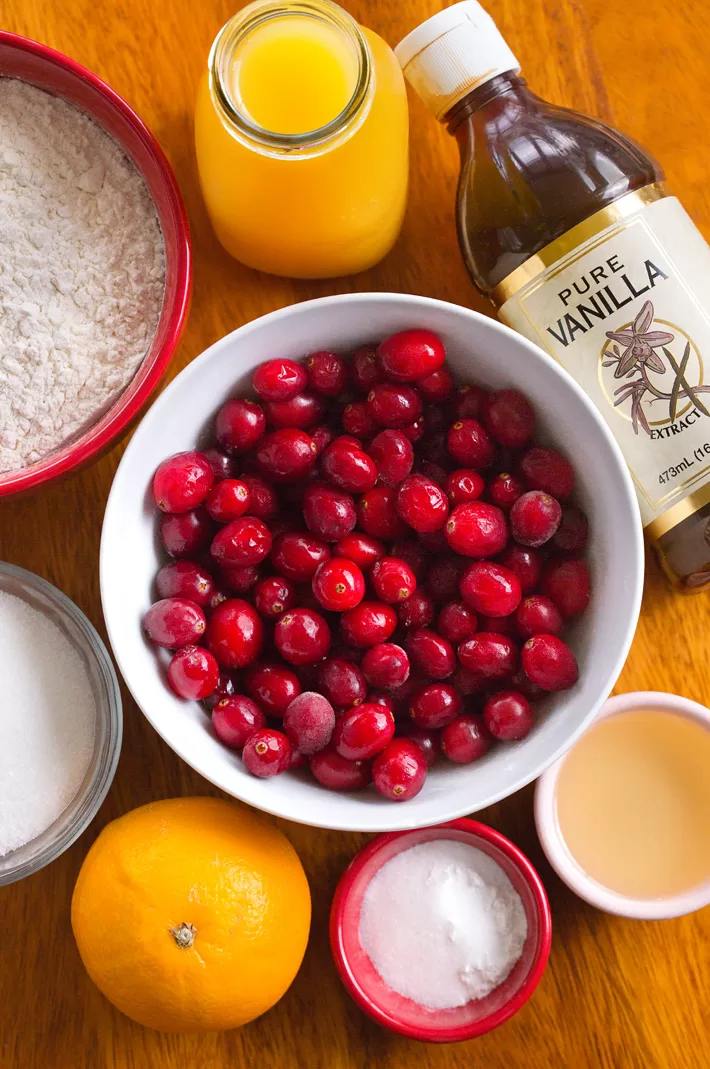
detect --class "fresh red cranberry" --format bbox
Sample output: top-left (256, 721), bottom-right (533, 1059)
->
top-left (342, 400), bottom-right (377, 438)
top-left (451, 664), bottom-right (487, 696)
top-left (341, 601), bottom-right (397, 648)
top-left (397, 590), bottom-right (435, 630)
top-left (203, 447), bottom-right (237, 482)
top-left (283, 691), bottom-right (336, 755)
top-left (221, 564), bottom-right (261, 594)
top-left (551, 505), bottom-right (589, 553)
top-left (458, 632), bottom-right (518, 679)
top-left (454, 384), bottom-right (488, 420)
top-left (321, 440), bottom-right (378, 493)
top-left (357, 487), bottom-right (407, 540)
top-left (390, 539), bottom-right (429, 580)
top-left (402, 726), bottom-right (440, 767)
top-left (306, 350), bottom-right (348, 397)
top-left (437, 601), bottom-right (477, 643)
top-left (274, 608), bottom-right (331, 665)
top-left (349, 344), bottom-right (382, 390)
top-left (207, 599), bottom-right (264, 668)
top-left (371, 557), bottom-right (417, 604)
top-left (243, 728), bottom-right (292, 778)
top-left (510, 490), bottom-right (562, 547)
top-left (445, 502), bottom-right (508, 557)
top-left (312, 558), bottom-right (365, 611)
top-left (426, 557), bottom-right (466, 604)
top-left (271, 532), bottom-right (331, 581)
top-left (256, 428), bottom-right (317, 482)
top-left (241, 475), bottom-right (279, 520)
top-left (396, 474), bottom-right (449, 533)
top-left (520, 445), bottom-right (575, 499)
top-left (156, 560), bottom-right (215, 607)
top-left (264, 390), bottom-right (326, 430)
top-left (372, 738), bottom-right (427, 800)
top-left (334, 703), bottom-right (395, 760)
top-left (542, 557), bottom-right (591, 617)
top-left (152, 451), bottom-right (214, 513)
top-left (497, 543), bottom-right (543, 593)
top-left (515, 594), bottom-right (563, 638)
top-left (167, 645), bottom-right (219, 700)
top-left (303, 483), bottom-right (356, 542)
top-left (160, 508), bottom-right (213, 558)
top-left (254, 575), bottom-right (297, 618)
top-left (216, 398), bottom-right (266, 454)
top-left (417, 367), bottom-right (454, 403)
top-left (367, 382), bottom-right (422, 428)
top-left (210, 516), bottom-right (272, 567)
top-left (447, 419), bottom-right (496, 470)
top-left (377, 329), bottom-right (446, 382)
top-left (409, 682), bottom-right (462, 729)
top-left (252, 358), bottom-right (307, 402)
top-left (407, 629), bottom-right (455, 679)
top-left (311, 424), bottom-right (335, 456)
top-left (440, 716), bottom-right (490, 763)
top-left (244, 662), bottom-right (301, 717)
top-left (369, 429), bottom-right (414, 487)
top-left (483, 690), bottom-right (534, 741)
top-left (460, 561), bottom-right (522, 617)
top-left (212, 695), bottom-right (267, 749)
top-left (204, 479), bottom-right (251, 523)
top-left (367, 691), bottom-right (397, 715)
top-left (401, 418), bottom-right (425, 443)
top-left (334, 532), bottom-right (386, 571)
top-left (318, 657), bottom-right (367, 709)
top-left (310, 747), bottom-right (371, 790)
top-left (446, 468), bottom-right (485, 506)
top-left (522, 634), bottom-right (578, 691)
top-left (361, 643), bottom-right (410, 690)
top-left (144, 598), bottom-right (206, 648)
top-left (488, 472), bottom-right (525, 511)
top-left (483, 389), bottom-right (536, 448)
top-left (479, 614), bottom-right (518, 637)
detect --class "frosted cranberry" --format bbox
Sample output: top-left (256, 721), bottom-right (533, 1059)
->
top-left (318, 657), bottom-right (367, 709)
top-left (447, 419), bottom-right (496, 470)
top-left (306, 350), bottom-right (348, 397)
top-left (166, 645), bottom-right (219, 701)
top-left (446, 468), bottom-right (485, 506)
top-left (371, 557), bottom-right (417, 604)
top-left (241, 476), bottom-right (279, 520)
top-left (312, 558), bottom-right (365, 612)
top-left (458, 632), bottom-right (518, 679)
top-left (144, 598), bottom-right (206, 648)
top-left (252, 358), bottom-right (306, 402)
top-left (303, 483), bottom-right (356, 542)
top-left (272, 532), bottom-right (331, 581)
top-left (335, 532), bottom-right (386, 571)
top-left (283, 692), bottom-right (336, 755)
top-left (275, 608), bottom-right (331, 665)
top-left (216, 398), bottom-right (266, 454)
top-left (369, 429), bottom-right (414, 488)
top-left (160, 508), bottom-right (213, 559)
top-left (479, 614), bottom-right (518, 637)
top-left (377, 329), bottom-right (446, 382)
top-left (210, 516), bottom-right (272, 567)
top-left (409, 682), bottom-right (462, 729)
top-left (204, 479), bottom-right (251, 523)
top-left (401, 419), bottom-right (425, 443)
top-left (341, 401), bottom-right (376, 438)
top-left (361, 643), bottom-right (410, 690)
top-left (417, 367), bottom-right (454, 403)
top-left (403, 726), bottom-right (440, 767)
top-left (390, 539), bottom-right (429, 581)
top-left (203, 447), bottom-right (237, 482)
top-left (451, 664), bottom-right (487, 696)
top-left (243, 728), bottom-right (292, 777)
top-left (310, 747), bottom-right (371, 790)
top-left (254, 575), bottom-right (297, 618)
top-left (522, 634), bottom-right (578, 691)
top-left (515, 595), bottom-right (563, 639)
top-left (520, 445), bottom-right (575, 499)
top-left (396, 474), bottom-right (449, 533)
top-left (438, 601), bottom-right (477, 643)
top-left (311, 424), bottom-right (335, 457)
top-left (426, 557), bottom-right (466, 604)
top-left (207, 599), bottom-right (264, 668)
top-left (334, 703), bottom-right (395, 760)
top-left (397, 590), bottom-right (435, 630)
top-left (244, 662), bottom-right (301, 717)
top-left (407, 629), bottom-right (455, 679)
top-left (152, 451), bottom-right (213, 514)
top-left (510, 490), bottom-right (562, 547)
top-left (221, 564), bottom-right (261, 594)
top-left (372, 738), bottom-right (427, 800)
top-left (445, 502), bottom-right (508, 558)
top-left (483, 390), bottom-right (536, 448)
top-left (322, 440), bottom-right (378, 493)
top-left (256, 428), bottom-right (317, 482)
top-left (483, 690), bottom-right (534, 741)
top-left (357, 487), bottom-right (407, 540)
top-left (551, 505), bottom-right (589, 553)
top-left (440, 716), bottom-right (490, 763)
top-left (488, 472), bottom-right (525, 511)
top-left (454, 384), bottom-right (488, 420)
top-left (542, 557), bottom-right (591, 617)
top-left (156, 560), bottom-right (215, 607)
top-left (212, 695), bottom-right (267, 749)
top-left (497, 543), bottom-right (543, 594)
top-left (367, 383), bottom-right (422, 429)
top-left (460, 561), bottom-right (522, 617)
top-left (341, 601), bottom-right (397, 648)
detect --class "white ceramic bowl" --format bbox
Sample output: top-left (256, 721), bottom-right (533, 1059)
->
top-left (535, 691), bottom-right (710, 919)
top-left (101, 292), bottom-right (643, 832)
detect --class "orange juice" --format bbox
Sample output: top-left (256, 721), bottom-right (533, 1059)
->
top-left (195, 0), bottom-right (409, 278)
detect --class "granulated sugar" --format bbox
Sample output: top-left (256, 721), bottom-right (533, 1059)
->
top-left (0, 77), bottom-right (165, 473)
top-left (0, 591), bottom-right (96, 857)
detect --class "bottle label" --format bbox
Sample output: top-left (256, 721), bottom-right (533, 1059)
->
top-left (496, 187), bottom-right (710, 533)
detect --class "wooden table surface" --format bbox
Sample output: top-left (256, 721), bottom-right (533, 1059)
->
top-left (2, 0), bottom-right (709, 1065)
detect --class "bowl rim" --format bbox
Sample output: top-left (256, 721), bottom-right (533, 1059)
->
top-left (0, 30), bottom-right (192, 498)
top-left (535, 690), bottom-right (710, 919)
top-left (329, 818), bottom-right (552, 1041)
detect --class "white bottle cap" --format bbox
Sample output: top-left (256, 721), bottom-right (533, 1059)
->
top-left (395, 1), bottom-right (520, 121)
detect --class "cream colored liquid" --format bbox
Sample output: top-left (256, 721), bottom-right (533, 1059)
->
top-left (555, 709), bottom-right (710, 899)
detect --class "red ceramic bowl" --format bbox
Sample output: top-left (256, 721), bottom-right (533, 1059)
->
top-left (330, 819), bottom-right (551, 1042)
top-left (0, 31), bottom-right (191, 497)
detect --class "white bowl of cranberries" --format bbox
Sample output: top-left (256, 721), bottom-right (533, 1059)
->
top-left (101, 293), bottom-right (643, 831)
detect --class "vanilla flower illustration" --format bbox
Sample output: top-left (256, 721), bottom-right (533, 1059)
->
top-left (605, 300), bottom-right (674, 378)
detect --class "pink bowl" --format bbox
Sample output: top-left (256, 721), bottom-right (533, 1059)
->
top-left (0, 31), bottom-right (191, 497)
top-left (330, 818), bottom-right (551, 1042)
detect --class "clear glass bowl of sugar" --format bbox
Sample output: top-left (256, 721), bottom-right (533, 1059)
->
top-left (0, 563), bottom-right (122, 886)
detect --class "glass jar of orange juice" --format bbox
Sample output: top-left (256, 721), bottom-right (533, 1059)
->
top-left (195, 0), bottom-right (409, 279)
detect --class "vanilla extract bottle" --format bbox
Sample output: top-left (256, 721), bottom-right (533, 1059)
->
top-left (397, 2), bottom-right (710, 589)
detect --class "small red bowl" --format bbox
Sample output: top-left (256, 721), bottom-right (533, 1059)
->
top-left (0, 32), bottom-right (191, 497)
top-left (330, 818), bottom-right (551, 1042)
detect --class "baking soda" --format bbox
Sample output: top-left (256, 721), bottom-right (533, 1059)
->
top-left (359, 839), bottom-right (528, 1008)
top-left (0, 591), bottom-right (96, 857)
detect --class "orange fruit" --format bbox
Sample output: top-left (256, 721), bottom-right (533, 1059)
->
top-left (71, 796), bottom-right (310, 1032)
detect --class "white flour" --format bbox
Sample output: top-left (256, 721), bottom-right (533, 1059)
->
top-left (0, 78), bottom-right (165, 473)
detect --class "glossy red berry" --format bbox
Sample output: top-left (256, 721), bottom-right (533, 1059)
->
top-left (341, 400), bottom-right (377, 438)
top-left (417, 367), bottom-right (454, 403)
top-left (212, 695), bottom-right (267, 749)
top-left (483, 389), bottom-right (536, 448)
top-left (203, 447), bottom-right (237, 482)
top-left (244, 662), bottom-right (301, 717)
top-left (403, 726), bottom-right (441, 767)
top-left (144, 598), bottom-right (206, 648)
top-left (167, 645), bottom-right (219, 700)
top-left (371, 556), bottom-right (417, 604)
top-left (488, 472), bottom-right (525, 511)
top-left (341, 601), bottom-right (397, 648)
top-left (515, 594), bottom-right (564, 638)
top-left (312, 558), bottom-right (365, 611)
top-left (264, 390), bottom-right (326, 430)
top-left (407, 629), bottom-right (456, 679)
top-left (409, 682), bottom-right (462, 729)
top-left (241, 475), bottom-right (279, 520)
top-left (216, 398), bottom-right (266, 454)
top-left (372, 738), bottom-right (427, 800)
top-left (160, 508), bottom-right (213, 558)
top-left (274, 608), bottom-right (331, 666)
top-left (206, 598), bottom-right (264, 669)
top-left (306, 350), bottom-right (348, 397)
top-left (334, 703), bottom-right (395, 760)
top-left (253, 575), bottom-right (297, 618)
top-left (447, 420), bottom-right (496, 470)
top-left (454, 384), bottom-right (488, 420)
top-left (283, 692), bottom-right (336, 755)
top-left (397, 590), bottom-right (435, 630)
top-left (446, 468), bottom-right (485, 506)
top-left (437, 601), bottom-right (477, 644)
top-left (318, 657), bottom-right (367, 709)
top-left (510, 490), bottom-right (562, 547)
top-left (542, 557), bottom-right (591, 617)
top-left (460, 561), bottom-right (522, 617)
top-left (302, 483), bottom-right (356, 542)
top-left (367, 382), bottom-right (422, 428)
top-left (204, 478), bottom-right (251, 523)
top-left (357, 486), bottom-right (407, 540)
top-left (243, 728), bottom-right (292, 777)
top-left (271, 531), bottom-right (331, 581)
top-left (256, 428), bottom-right (317, 482)
top-left (520, 445), bottom-right (575, 499)
top-left (369, 429), bottom-right (414, 487)
top-left (451, 664), bottom-right (487, 696)
top-left (401, 419), bottom-right (425, 443)
top-left (221, 564), bottom-right (261, 595)
top-left (310, 747), bottom-right (371, 790)
top-left (156, 560), bottom-right (215, 607)
top-left (483, 690), bottom-right (534, 741)
top-left (551, 505), bottom-right (589, 553)
top-left (396, 474), bottom-right (449, 533)
top-left (458, 632), bottom-right (518, 679)
top-left (445, 502), bottom-right (508, 558)
top-left (350, 344), bottom-right (383, 391)
top-left (334, 532), bottom-right (386, 571)
top-left (210, 516), bottom-right (272, 567)
top-left (152, 451), bottom-right (214, 513)
top-left (440, 716), bottom-right (490, 763)
top-left (497, 543), bottom-right (543, 594)
top-left (321, 440), bottom-right (378, 493)
top-left (361, 643), bottom-right (410, 690)
top-left (377, 329), bottom-right (446, 382)
top-left (522, 634), bottom-right (579, 691)
top-left (252, 358), bottom-right (307, 402)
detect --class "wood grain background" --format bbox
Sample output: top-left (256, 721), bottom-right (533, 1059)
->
top-left (1, 0), bottom-right (709, 1065)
